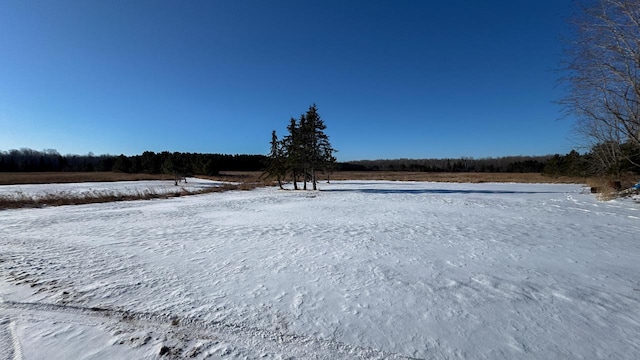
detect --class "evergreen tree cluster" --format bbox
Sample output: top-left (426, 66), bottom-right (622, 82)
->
top-left (266, 104), bottom-right (336, 190)
top-left (0, 148), bottom-right (266, 175)
top-left (542, 145), bottom-right (640, 178)
top-left (542, 151), bottom-right (589, 177)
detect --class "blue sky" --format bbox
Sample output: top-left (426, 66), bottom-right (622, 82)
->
top-left (0, 0), bottom-right (576, 161)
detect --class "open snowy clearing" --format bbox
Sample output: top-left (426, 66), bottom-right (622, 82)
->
top-left (0, 177), bottom-right (229, 201)
top-left (1, 180), bottom-right (639, 359)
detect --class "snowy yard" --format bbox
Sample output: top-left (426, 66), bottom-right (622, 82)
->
top-left (0, 177), bottom-right (229, 201)
top-left (1, 181), bottom-right (639, 359)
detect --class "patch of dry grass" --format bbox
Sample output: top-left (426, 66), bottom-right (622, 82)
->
top-left (0, 170), bottom-right (592, 186)
top-left (584, 173), bottom-right (639, 200)
top-left (202, 171), bottom-right (593, 184)
top-left (199, 171), bottom-right (274, 190)
top-left (0, 172), bottom-right (172, 185)
top-left (327, 171), bottom-right (591, 184)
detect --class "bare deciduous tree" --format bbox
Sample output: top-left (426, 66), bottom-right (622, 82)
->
top-left (562, 0), bottom-right (640, 174)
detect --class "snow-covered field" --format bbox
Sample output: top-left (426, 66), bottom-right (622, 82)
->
top-left (0, 178), bottom-right (228, 201)
top-left (1, 180), bottom-right (639, 359)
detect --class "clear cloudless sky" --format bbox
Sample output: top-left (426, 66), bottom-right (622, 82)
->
top-left (0, 0), bottom-right (577, 161)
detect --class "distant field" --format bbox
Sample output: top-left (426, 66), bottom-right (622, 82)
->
top-left (327, 171), bottom-right (590, 184)
top-left (0, 171), bottom-right (590, 186)
top-left (201, 171), bottom-right (592, 185)
top-left (0, 172), bottom-right (172, 185)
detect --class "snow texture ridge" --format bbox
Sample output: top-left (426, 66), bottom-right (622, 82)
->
top-left (1, 180), bottom-right (639, 359)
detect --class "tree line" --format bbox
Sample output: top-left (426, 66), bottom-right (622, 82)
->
top-left (265, 104), bottom-right (337, 190)
top-left (4, 147), bottom-right (637, 181)
top-left (345, 151), bottom-right (639, 177)
top-left (542, 147), bottom-right (640, 178)
top-left (345, 156), bottom-right (550, 173)
top-left (0, 148), bottom-right (266, 175)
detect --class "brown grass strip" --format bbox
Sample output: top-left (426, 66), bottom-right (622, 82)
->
top-left (326, 171), bottom-right (591, 184)
top-left (0, 182), bottom-right (244, 210)
top-left (0, 172), bottom-right (173, 185)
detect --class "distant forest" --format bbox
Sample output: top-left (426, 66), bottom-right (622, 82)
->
top-left (1, 148), bottom-right (637, 178)
top-left (0, 149), bottom-right (265, 175)
top-left (342, 151), bottom-right (639, 177)
top-left (343, 156), bottom-right (550, 173)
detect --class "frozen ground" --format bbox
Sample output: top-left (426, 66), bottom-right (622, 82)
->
top-left (0, 180), bottom-right (639, 359)
top-left (0, 177), bottom-right (228, 200)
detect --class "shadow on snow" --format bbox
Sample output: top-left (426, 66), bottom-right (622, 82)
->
top-left (321, 188), bottom-right (564, 195)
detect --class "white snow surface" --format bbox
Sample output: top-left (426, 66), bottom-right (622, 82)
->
top-left (1, 180), bottom-right (639, 359)
top-left (0, 177), bottom-right (227, 200)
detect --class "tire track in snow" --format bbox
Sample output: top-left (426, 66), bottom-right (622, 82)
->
top-left (0, 316), bottom-right (14, 360)
top-left (1, 293), bottom-right (22, 360)
top-left (8, 320), bottom-right (23, 360)
top-left (1, 300), bottom-right (419, 359)
top-left (0, 315), bottom-right (23, 360)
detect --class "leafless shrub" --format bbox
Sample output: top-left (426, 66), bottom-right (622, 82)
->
top-left (561, 0), bottom-right (640, 173)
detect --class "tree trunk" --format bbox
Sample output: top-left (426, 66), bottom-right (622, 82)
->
top-left (292, 171), bottom-right (298, 190)
top-left (303, 169), bottom-right (307, 190)
top-left (312, 169), bottom-right (317, 190)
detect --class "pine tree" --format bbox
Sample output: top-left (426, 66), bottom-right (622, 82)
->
top-left (303, 104), bottom-right (335, 190)
top-left (265, 130), bottom-right (286, 189)
top-left (162, 152), bottom-right (185, 186)
top-left (282, 117), bottom-right (302, 190)
top-left (299, 113), bottom-right (311, 190)
top-left (323, 145), bottom-right (337, 183)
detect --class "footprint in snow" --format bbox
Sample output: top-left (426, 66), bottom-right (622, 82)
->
top-left (291, 293), bottom-right (304, 319)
